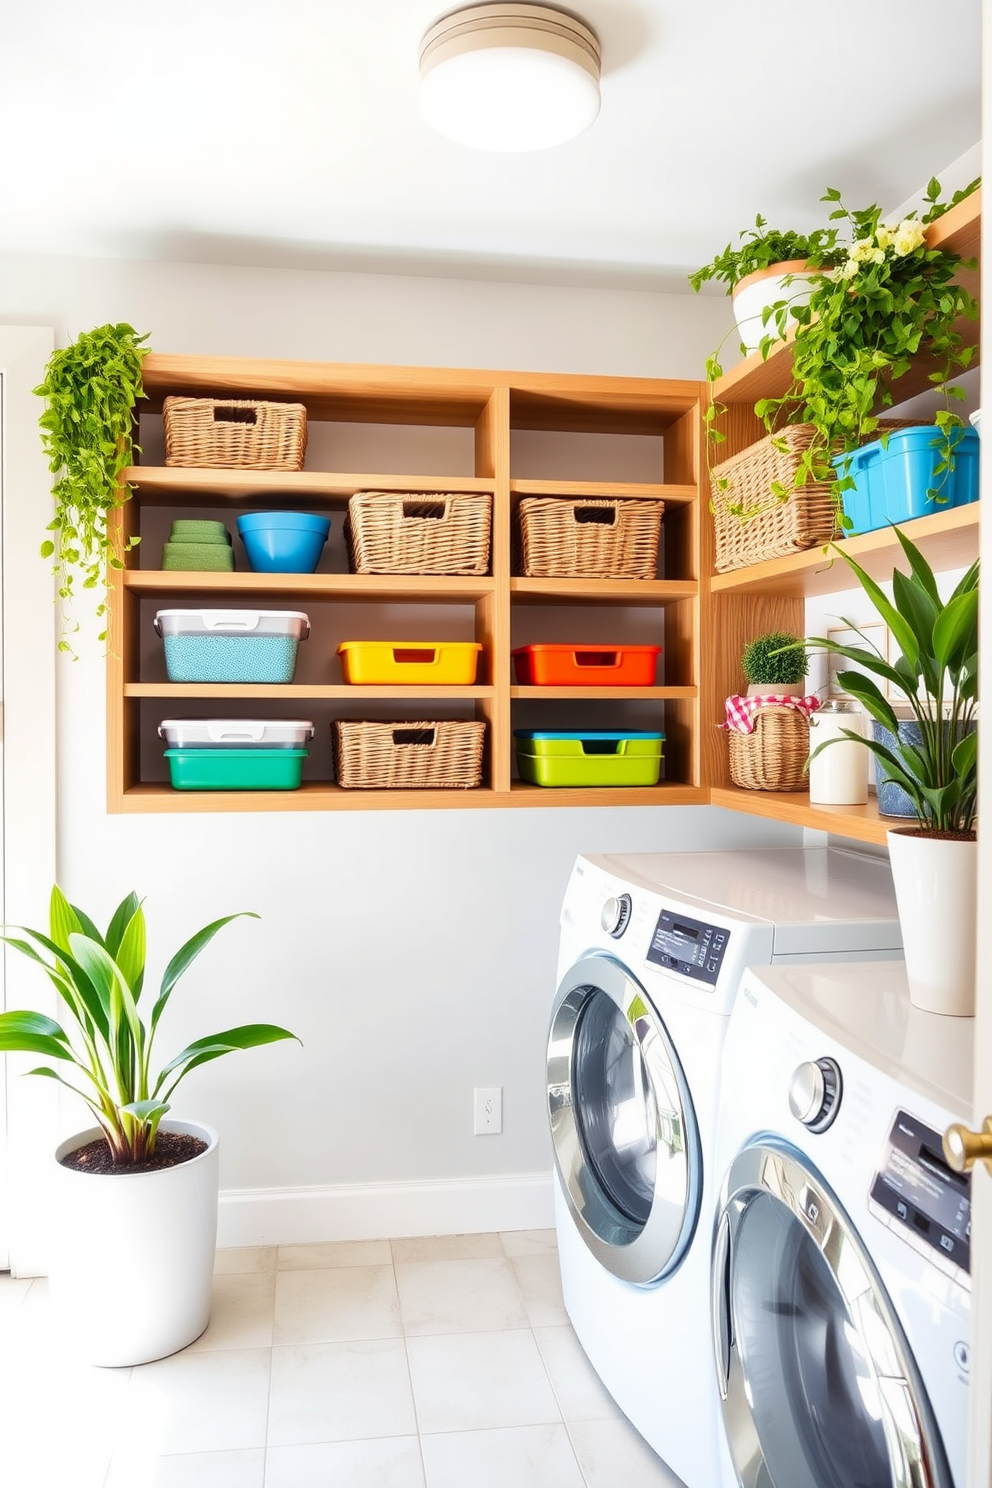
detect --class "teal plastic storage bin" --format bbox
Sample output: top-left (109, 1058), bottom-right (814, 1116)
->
top-left (833, 425), bottom-right (979, 535)
top-left (164, 748), bottom-right (308, 790)
top-left (154, 610), bottom-right (310, 683)
top-left (513, 729), bottom-right (664, 787)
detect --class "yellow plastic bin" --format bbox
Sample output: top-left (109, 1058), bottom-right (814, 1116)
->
top-left (337, 641), bottom-right (482, 685)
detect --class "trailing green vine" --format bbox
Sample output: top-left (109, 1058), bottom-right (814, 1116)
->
top-left (688, 217), bottom-right (843, 293)
top-left (695, 178), bottom-right (979, 525)
top-left (35, 323), bottom-right (150, 647)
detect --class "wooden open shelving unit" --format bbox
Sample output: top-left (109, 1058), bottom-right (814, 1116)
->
top-left (702, 187), bottom-right (982, 847)
top-left (108, 357), bottom-right (732, 813)
top-left (107, 187), bottom-right (981, 836)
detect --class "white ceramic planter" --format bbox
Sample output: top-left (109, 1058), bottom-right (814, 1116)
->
top-left (745, 682), bottom-right (804, 699)
top-left (731, 260), bottom-right (821, 356)
top-left (49, 1118), bottom-right (219, 1367)
top-left (886, 830), bottom-right (977, 1017)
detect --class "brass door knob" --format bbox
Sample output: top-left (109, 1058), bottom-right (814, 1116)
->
top-left (943, 1116), bottom-right (992, 1174)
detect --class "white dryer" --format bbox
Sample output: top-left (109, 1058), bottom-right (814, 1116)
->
top-left (548, 847), bottom-right (902, 1488)
top-left (712, 960), bottom-right (972, 1488)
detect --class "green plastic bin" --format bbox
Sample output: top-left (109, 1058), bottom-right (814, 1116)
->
top-left (164, 747), bottom-right (308, 791)
top-left (513, 730), bottom-right (664, 787)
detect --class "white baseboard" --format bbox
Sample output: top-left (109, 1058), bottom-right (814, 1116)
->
top-left (217, 1170), bottom-right (555, 1248)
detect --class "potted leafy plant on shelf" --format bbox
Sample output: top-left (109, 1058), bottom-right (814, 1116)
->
top-left (0, 885), bottom-right (300, 1365)
top-left (741, 629), bottom-right (809, 698)
top-left (34, 322), bottom-right (150, 648)
top-left (689, 215), bottom-right (844, 357)
top-left (799, 525), bottom-right (978, 1017)
top-left (723, 631), bottom-right (815, 794)
top-left (693, 177), bottom-right (980, 532)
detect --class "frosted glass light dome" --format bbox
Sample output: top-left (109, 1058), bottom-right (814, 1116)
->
top-left (419, 3), bottom-right (601, 152)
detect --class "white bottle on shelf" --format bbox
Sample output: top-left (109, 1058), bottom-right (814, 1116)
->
top-left (808, 699), bottom-right (871, 805)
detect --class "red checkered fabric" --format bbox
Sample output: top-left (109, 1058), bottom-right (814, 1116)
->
top-left (720, 694), bottom-right (821, 735)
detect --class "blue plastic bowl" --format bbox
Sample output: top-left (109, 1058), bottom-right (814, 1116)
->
top-left (237, 511), bottom-right (331, 574)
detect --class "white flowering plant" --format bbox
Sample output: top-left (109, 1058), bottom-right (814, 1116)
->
top-left (701, 178), bottom-right (979, 524)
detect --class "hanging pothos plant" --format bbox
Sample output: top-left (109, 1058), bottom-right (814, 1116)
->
top-left (35, 323), bottom-right (150, 648)
top-left (697, 177), bottom-right (980, 524)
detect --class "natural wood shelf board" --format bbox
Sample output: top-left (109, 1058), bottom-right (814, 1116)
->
top-left (139, 355), bottom-right (702, 430)
top-left (509, 578), bottom-right (697, 604)
top-left (119, 781), bottom-right (707, 812)
top-left (124, 467), bottom-right (494, 503)
top-left (506, 782), bottom-right (705, 807)
top-left (711, 188), bottom-right (982, 407)
top-left (709, 786), bottom-right (891, 846)
top-left (710, 504), bottom-right (979, 597)
top-left (509, 685), bottom-right (694, 700)
top-left (126, 683), bottom-right (494, 700)
top-left (509, 480), bottom-right (693, 505)
top-left (124, 571), bottom-right (495, 601)
top-left (508, 382), bottom-right (701, 435)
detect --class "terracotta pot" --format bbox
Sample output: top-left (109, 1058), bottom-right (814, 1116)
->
top-left (731, 260), bottom-right (821, 356)
top-left (886, 830), bottom-right (977, 1017)
top-left (49, 1118), bottom-right (219, 1366)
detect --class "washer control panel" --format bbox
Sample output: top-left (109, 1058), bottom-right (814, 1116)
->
top-left (645, 908), bottom-right (730, 986)
top-left (869, 1109), bottom-right (972, 1284)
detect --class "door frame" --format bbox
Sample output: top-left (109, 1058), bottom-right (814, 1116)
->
top-left (0, 326), bottom-right (57, 1275)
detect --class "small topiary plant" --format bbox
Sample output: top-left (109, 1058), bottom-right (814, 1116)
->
top-left (741, 631), bottom-right (807, 688)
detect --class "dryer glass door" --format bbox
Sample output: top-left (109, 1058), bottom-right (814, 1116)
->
top-left (548, 954), bottom-right (701, 1286)
top-left (713, 1142), bottom-right (953, 1488)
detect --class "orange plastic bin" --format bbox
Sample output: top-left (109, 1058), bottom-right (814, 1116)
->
top-left (511, 643), bottom-right (661, 687)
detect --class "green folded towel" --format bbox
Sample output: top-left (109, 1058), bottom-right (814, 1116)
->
top-left (162, 543), bottom-right (235, 571)
top-left (167, 531), bottom-right (232, 545)
top-left (170, 519), bottom-right (230, 538)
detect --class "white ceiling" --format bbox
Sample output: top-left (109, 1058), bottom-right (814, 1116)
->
top-left (0, 0), bottom-right (981, 291)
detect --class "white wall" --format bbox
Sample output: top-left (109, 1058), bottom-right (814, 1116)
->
top-left (1, 252), bottom-right (799, 1253)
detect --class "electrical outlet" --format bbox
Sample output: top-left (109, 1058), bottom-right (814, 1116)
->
top-left (474, 1085), bottom-right (502, 1135)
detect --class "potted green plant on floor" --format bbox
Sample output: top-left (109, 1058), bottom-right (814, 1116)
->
top-left (34, 322), bottom-right (150, 648)
top-left (800, 525), bottom-right (978, 1016)
top-left (0, 885), bottom-right (300, 1365)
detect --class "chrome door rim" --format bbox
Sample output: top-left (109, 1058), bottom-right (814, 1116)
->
top-left (712, 1140), bottom-right (953, 1488)
top-left (547, 953), bottom-right (700, 1285)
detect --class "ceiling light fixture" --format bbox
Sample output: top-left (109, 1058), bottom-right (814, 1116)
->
top-left (419, 3), bottom-right (601, 153)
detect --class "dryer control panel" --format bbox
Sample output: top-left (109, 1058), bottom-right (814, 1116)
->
top-left (645, 909), bottom-right (730, 986)
top-left (869, 1110), bottom-right (972, 1286)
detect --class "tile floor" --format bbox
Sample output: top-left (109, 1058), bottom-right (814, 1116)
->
top-left (0, 1229), bottom-right (686, 1488)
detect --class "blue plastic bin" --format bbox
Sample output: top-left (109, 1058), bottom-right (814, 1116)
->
top-left (237, 511), bottom-right (331, 574)
top-left (833, 425), bottom-right (979, 535)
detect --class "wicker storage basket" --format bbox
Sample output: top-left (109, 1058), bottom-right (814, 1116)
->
top-left (346, 492), bottom-right (492, 575)
top-left (333, 719), bottom-right (486, 789)
top-left (515, 497), bottom-right (664, 579)
top-left (163, 397), bottom-right (308, 471)
top-left (710, 426), bottom-right (839, 573)
top-left (728, 706), bottom-right (810, 792)
top-left (710, 421), bottom-right (914, 573)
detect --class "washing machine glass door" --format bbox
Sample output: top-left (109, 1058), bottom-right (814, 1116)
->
top-left (712, 1141), bottom-right (953, 1488)
top-left (548, 954), bottom-right (701, 1285)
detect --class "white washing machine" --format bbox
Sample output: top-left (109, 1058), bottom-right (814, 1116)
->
top-left (712, 960), bottom-right (972, 1488)
top-left (548, 847), bottom-right (903, 1488)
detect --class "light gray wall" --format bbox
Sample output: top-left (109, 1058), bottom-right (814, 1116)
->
top-left (1, 252), bottom-right (799, 1212)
